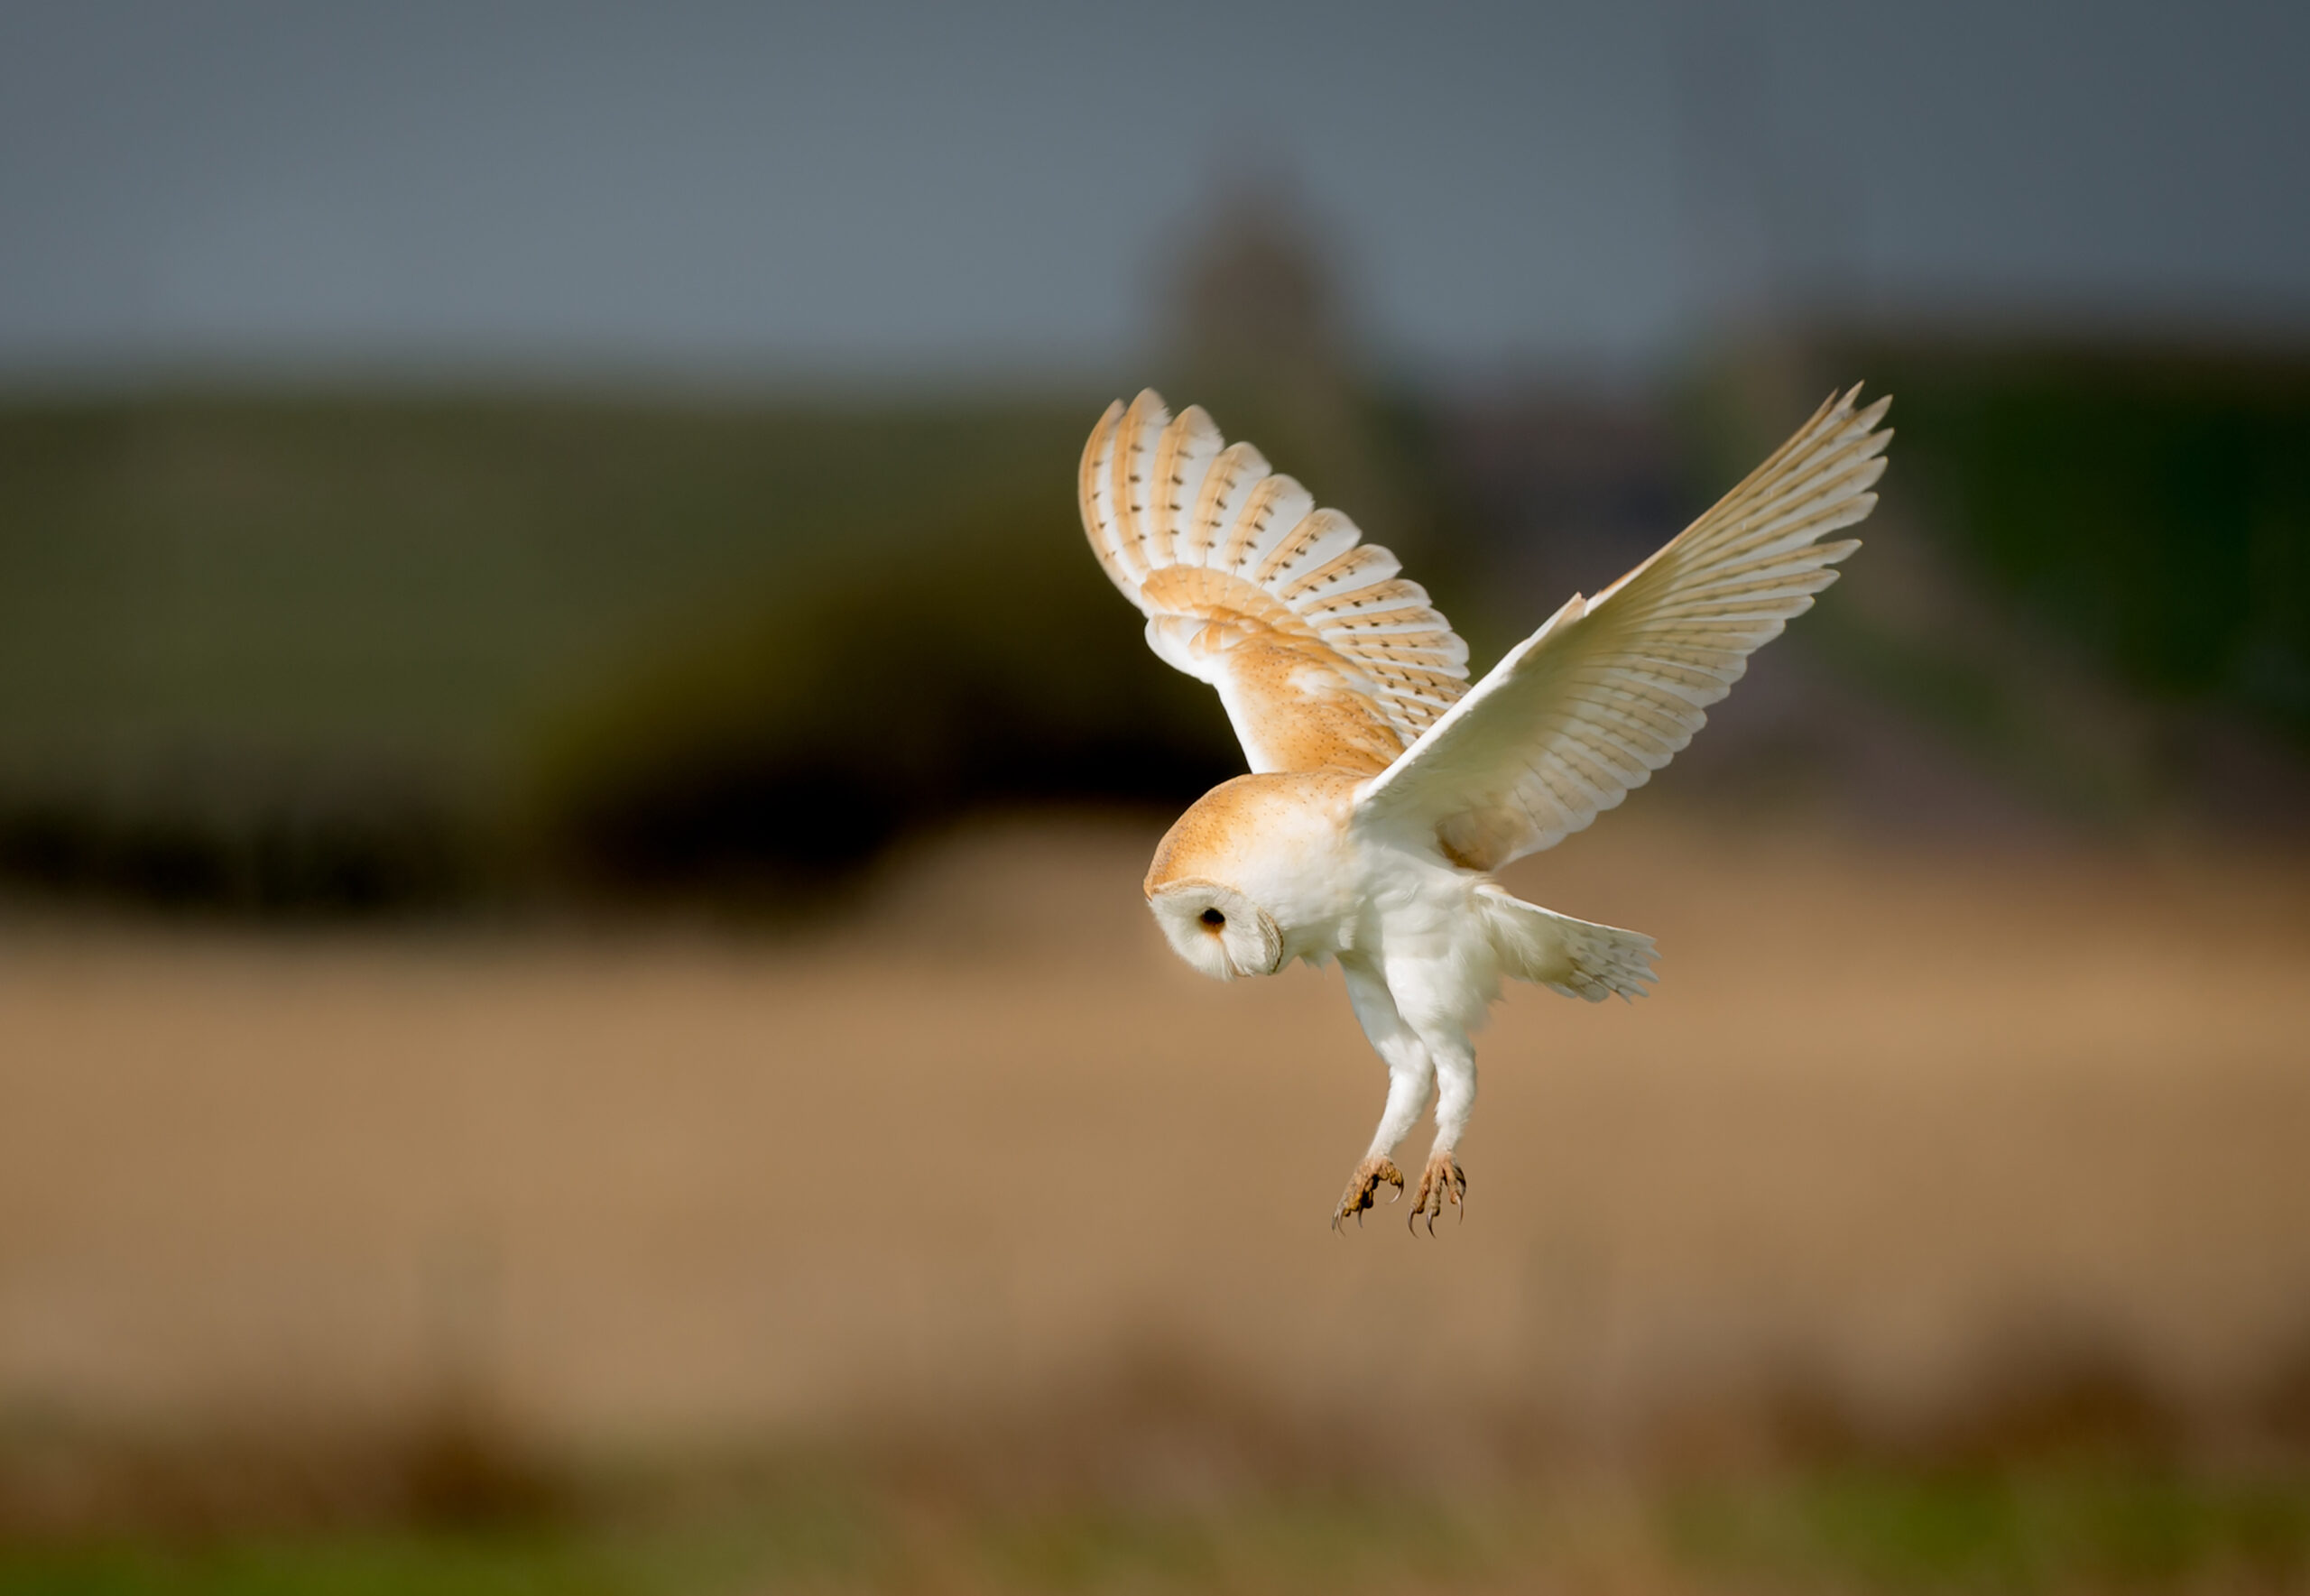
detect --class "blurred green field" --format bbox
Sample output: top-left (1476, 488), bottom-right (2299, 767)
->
top-left (1698, 339), bottom-right (2310, 826)
top-left (0, 386), bottom-right (1374, 904)
top-left (1, 347), bottom-right (2304, 909)
top-left (0, 391), bottom-right (1097, 782)
top-left (6, 1464), bottom-right (2305, 1596)
top-left (1859, 343), bottom-right (2310, 727)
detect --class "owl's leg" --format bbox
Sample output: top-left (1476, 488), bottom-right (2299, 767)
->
top-left (1408, 1037), bottom-right (1474, 1232)
top-left (1332, 958), bottom-right (1433, 1229)
top-left (1377, 964), bottom-right (1477, 1232)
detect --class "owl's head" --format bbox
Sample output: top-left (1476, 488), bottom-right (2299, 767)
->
top-left (1145, 876), bottom-right (1283, 981)
top-left (1141, 770), bottom-right (1362, 982)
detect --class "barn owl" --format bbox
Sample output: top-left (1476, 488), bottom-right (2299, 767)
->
top-left (1078, 386), bottom-right (1890, 1230)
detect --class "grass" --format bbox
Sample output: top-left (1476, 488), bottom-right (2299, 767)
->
top-left (1665, 1465), bottom-right (2310, 1591)
top-left (5, 1466), bottom-right (2305, 1595)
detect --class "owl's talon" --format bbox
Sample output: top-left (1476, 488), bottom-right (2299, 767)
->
top-left (1408, 1152), bottom-right (1466, 1234)
top-left (1331, 1157), bottom-right (1406, 1231)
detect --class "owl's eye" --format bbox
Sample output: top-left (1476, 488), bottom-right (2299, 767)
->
top-left (1199, 908), bottom-right (1226, 927)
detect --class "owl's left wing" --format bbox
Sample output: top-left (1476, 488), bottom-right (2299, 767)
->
top-left (1354, 386), bottom-right (1890, 870)
top-left (1079, 391), bottom-right (1469, 776)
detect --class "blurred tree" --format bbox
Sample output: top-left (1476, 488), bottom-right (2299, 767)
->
top-left (1169, 171), bottom-right (1351, 394)
top-left (527, 491), bottom-right (1243, 903)
top-left (1690, 333), bottom-right (2310, 826)
top-left (1156, 170), bottom-right (1478, 644)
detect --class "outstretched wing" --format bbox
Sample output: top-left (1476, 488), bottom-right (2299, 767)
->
top-left (1078, 391), bottom-right (1468, 776)
top-left (1355, 385), bottom-right (1890, 869)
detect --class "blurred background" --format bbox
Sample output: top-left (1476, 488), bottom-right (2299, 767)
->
top-left (2, 2), bottom-right (2307, 1591)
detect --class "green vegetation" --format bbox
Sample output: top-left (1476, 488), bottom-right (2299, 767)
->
top-left (527, 482), bottom-right (1241, 896)
top-left (1667, 1465), bottom-right (2310, 1591)
top-left (4, 1466), bottom-right (2303, 1595)
top-left (0, 391), bottom-right (1099, 787)
top-left (1, 352), bottom-right (2300, 907)
top-left (1850, 344), bottom-right (2310, 737)
top-left (0, 390), bottom-right (1135, 906)
top-left (0, 383), bottom-right (1453, 906)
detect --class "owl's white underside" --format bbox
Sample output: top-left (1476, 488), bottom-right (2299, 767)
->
top-left (1144, 773), bottom-right (1657, 1171)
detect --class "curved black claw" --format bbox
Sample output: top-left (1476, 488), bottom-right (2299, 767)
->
top-left (1332, 1157), bottom-right (1406, 1231)
top-left (1408, 1152), bottom-right (1467, 1235)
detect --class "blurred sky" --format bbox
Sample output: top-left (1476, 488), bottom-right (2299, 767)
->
top-left (1, 0), bottom-right (2305, 383)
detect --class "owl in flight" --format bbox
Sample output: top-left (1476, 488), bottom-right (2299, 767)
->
top-left (1078, 386), bottom-right (1890, 1231)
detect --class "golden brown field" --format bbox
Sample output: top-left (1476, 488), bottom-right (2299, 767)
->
top-left (4, 811), bottom-right (2305, 1458)
top-left (4, 814), bottom-right (2309, 1592)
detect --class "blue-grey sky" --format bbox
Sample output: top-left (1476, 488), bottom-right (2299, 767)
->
top-left (1, 0), bottom-right (2304, 383)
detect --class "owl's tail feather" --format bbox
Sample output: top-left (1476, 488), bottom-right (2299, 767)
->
top-left (1474, 883), bottom-right (1657, 1003)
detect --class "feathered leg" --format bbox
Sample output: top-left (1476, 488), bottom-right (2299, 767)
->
top-left (1332, 956), bottom-right (1431, 1228)
top-left (1410, 1038), bottom-right (1474, 1231)
top-left (1381, 956), bottom-right (1477, 1232)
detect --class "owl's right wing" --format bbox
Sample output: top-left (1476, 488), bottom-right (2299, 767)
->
top-left (1079, 391), bottom-right (1469, 777)
top-left (1354, 386), bottom-right (1891, 870)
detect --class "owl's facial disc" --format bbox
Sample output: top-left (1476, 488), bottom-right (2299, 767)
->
top-left (1147, 879), bottom-right (1282, 981)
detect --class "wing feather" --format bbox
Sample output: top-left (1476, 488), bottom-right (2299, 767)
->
top-left (1215, 475), bottom-right (1315, 576)
top-left (1282, 543), bottom-right (1401, 604)
top-left (1104, 390), bottom-right (1168, 586)
top-left (1077, 390), bottom-right (1471, 772)
top-left (1148, 405), bottom-right (1224, 568)
top-left (1187, 442), bottom-right (1270, 566)
top-left (1354, 386), bottom-right (1890, 867)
